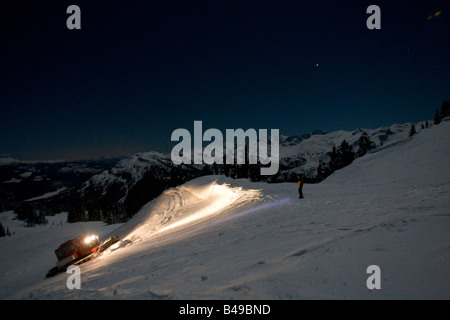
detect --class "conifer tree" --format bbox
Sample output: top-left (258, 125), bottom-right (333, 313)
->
top-left (434, 109), bottom-right (441, 125)
top-left (441, 100), bottom-right (450, 116)
top-left (329, 140), bottom-right (356, 171)
top-left (0, 221), bottom-right (5, 237)
top-left (409, 123), bottom-right (416, 137)
top-left (357, 132), bottom-right (376, 157)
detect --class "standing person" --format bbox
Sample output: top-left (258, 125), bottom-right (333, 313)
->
top-left (297, 174), bottom-right (304, 199)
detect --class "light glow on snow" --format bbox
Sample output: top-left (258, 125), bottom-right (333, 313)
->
top-left (206, 197), bottom-right (291, 228)
top-left (157, 183), bottom-right (242, 233)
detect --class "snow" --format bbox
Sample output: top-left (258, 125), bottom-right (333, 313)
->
top-left (3, 178), bottom-right (21, 184)
top-left (0, 212), bottom-right (121, 299)
top-left (79, 151), bottom-right (172, 198)
top-left (0, 119), bottom-right (449, 299)
top-left (19, 172), bottom-right (33, 179)
top-left (24, 187), bottom-right (68, 202)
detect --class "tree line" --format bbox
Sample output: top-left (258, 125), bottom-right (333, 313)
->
top-left (409, 100), bottom-right (449, 138)
top-left (434, 100), bottom-right (450, 125)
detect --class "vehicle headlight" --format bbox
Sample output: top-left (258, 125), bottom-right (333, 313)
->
top-left (84, 235), bottom-right (98, 244)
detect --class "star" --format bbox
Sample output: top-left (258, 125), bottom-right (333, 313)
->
top-left (428, 10), bottom-right (442, 20)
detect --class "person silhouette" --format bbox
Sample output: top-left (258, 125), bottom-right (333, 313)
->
top-left (297, 174), bottom-right (304, 199)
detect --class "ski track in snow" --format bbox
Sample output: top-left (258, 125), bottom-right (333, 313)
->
top-left (1, 120), bottom-right (450, 299)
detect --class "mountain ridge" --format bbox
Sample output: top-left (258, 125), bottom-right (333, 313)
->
top-left (0, 120), bottom-right (433, 224)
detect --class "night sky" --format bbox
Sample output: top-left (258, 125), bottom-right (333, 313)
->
top-left (2, 0), bottom-right (449, 160)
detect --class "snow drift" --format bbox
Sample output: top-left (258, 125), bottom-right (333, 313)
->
top-left (1, 119), bottom-right (449, 299)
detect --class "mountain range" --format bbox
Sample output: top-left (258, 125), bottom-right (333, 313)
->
top-left (0, 121), bottom-right (426, 225)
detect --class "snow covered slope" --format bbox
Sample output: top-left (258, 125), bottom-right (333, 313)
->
top-left (79, 152), bottom-right (173, 199)
top-left (1, 119), bottom-right (449, 299)
top-left (278, 122), bottom-right (419, 178)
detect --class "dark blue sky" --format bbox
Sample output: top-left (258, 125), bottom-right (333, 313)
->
top-left (2, 0), bottom-right (449, 160)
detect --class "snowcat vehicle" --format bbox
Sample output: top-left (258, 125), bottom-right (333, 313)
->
top-left (46, 234), bottom-right (119, 278)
